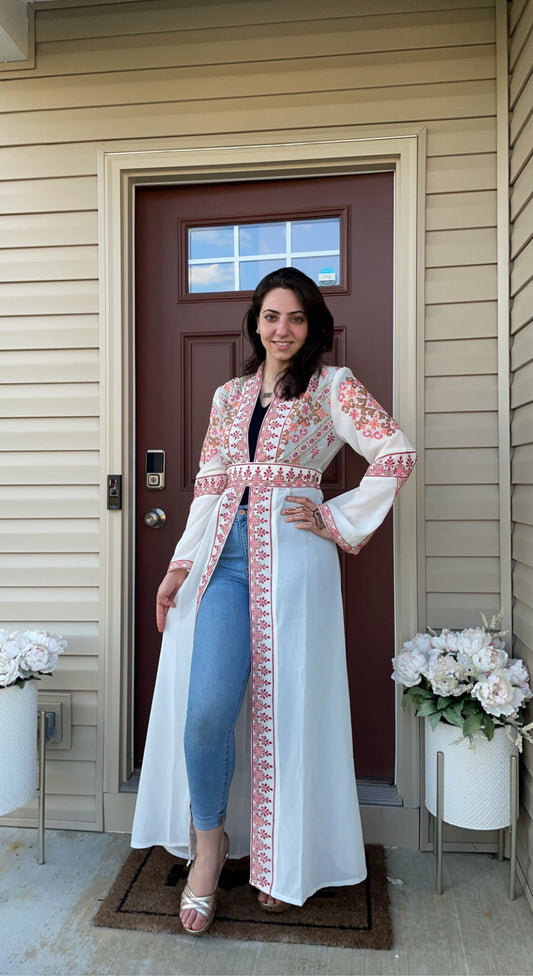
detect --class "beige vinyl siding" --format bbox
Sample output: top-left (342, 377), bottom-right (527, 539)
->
top-left (0, 0), bottom-right (500, 827)
top-left (510, 0), bottom-right (533, 911)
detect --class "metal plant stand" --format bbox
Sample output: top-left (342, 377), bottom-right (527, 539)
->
top-left (36, 708), bottom-right (56, 864)
top-left (435, 750), bottom-right (519, 900)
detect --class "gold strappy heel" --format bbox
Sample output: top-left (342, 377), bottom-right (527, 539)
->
top-left (180, 833), bottom-right (229, 936)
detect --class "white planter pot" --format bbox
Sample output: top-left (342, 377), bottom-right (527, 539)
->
top-left (425, 717), bottom-right (519, 830)
top-left (0, 682), bottom-right (38, 816)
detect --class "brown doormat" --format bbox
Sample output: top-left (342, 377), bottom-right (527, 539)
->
top-left (92, 845), bottom-right (392, 950)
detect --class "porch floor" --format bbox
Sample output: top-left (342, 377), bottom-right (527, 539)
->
top-left (1, 826), bottom-right (532, 976)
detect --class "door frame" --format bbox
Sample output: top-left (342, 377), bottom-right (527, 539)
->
top-left (97, 127), bottom-right (425, 843)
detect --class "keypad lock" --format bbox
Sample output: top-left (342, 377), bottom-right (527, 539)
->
top-left (146, 449), bottom-right (165, 489)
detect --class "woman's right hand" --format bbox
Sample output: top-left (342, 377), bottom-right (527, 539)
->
top-left (156, 568), bottom-right (189, 633)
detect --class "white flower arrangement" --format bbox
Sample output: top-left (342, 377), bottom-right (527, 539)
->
top-left (0, 629), bottom-right (66, 689)
top-left (392, 612), bottom-right (533, 749)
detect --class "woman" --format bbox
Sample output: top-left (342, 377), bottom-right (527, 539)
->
top-left (131, 267), bottom-right (416, 935)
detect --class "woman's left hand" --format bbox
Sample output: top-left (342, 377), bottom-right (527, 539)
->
top-left (281, 496), bottom-right (333, 540)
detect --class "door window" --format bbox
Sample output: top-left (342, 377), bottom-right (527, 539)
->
top-left (187, 215), bottom-right (341, 293)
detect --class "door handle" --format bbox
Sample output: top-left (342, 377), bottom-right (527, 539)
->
top-left (144, 508), bottom-right (166, 529)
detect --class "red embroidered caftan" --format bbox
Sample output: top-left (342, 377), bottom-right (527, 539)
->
top-left (131, 365), bottom-right (416, 905)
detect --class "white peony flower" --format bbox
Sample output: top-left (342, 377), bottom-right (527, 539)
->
top-left (472, 672), bottom-right (525, 719)
top-left (470, 644), bottom-right (508, 675)
top-left (426, 653), bottom-right (466, 697)
top-left (2, 631), bottom-right (33, 661)
top-left (17, 631), bottom-right (66, 676)
top-left (0, 651), bottom-right (20, 687)
top-left (451, 653), bottom-right (475, 681)
top-left (0, 630), bottom-right (66, 687)
top-left (455, 628), bottom-right (494, 657)
top-left (430, 628), bottom-right (461, 654)
top-left (507, 659), bottom-right (532, 694)
top-left (392, 649), bottom-right (428, 687)
top-left (402, 633), bottom-right (432, 656)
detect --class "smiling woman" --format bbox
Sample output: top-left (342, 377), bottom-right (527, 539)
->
top-left (131, 265), bottom-right (416, 936)
top-left (242, 266), bottom-right (336, 401)
top-left (256, 288), bottom-right (309, 378)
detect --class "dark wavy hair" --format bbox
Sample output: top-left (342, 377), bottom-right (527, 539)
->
top-left (242, 267), bottom-right (334, 399)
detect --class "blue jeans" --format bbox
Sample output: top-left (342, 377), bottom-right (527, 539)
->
top-left (184, 508), bottom-right (251, 830)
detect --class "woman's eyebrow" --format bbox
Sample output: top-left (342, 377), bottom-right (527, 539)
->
top-left (262, 307), bottom-right (304, 315)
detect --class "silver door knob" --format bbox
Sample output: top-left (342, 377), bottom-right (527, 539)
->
top-left (144, 507), bottom-right (166, 529)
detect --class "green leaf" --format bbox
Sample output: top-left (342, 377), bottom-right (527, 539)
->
top-left (429, 711), bottom-right (443, 730)
top-left (402, 687), bottom-right (432, 710)
top-left (446, 701), bottom-right (464, 720)
top-left (440, 706), bottom-right (464, 729)
top-left (462, 713), bottom-right (483, 737)
top-left (416, 699), bottom-right (439, 718)
top-left (14, 675), bottom-right (40, 688)
top-left (481, 715), bottom-right (496, 741)
top-left (407, 686), bottom-right (433, 700)
top-left (437, 696), bottom-right (455, 710)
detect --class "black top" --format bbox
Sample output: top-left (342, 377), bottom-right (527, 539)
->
top-left (240, 398), bottom-right (269, 505)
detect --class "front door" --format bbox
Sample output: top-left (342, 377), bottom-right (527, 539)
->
top-left (134, 173), bottom-right (394, 779)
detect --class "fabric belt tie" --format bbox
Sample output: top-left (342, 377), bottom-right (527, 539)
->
top-left (227, 462), bottom-right (321, 489)
top-left (193, 463), bottom-right (322, 497)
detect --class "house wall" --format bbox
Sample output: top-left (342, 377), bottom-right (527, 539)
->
top-left (509, 0), bottom-right (533, 909)
top-left (0, 0), bottom-right (502, 831)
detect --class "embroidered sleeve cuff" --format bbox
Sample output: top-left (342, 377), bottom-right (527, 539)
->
top-left (167, 559), bottom-right (193, 573)
top-left (365, 451), bottom-right (417, 498)
top-left (318, 504), bottom-right (364, 555)
top-left (194, 474), bottom-right (228, 498)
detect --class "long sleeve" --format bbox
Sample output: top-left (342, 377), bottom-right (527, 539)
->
top-left (319, 367), bottom-right (416, 555)
top-left (168, 385), bottom-right (229, 571)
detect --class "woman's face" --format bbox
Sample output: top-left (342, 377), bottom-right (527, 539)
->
top-left (257, 288), bottom-right (309, 372)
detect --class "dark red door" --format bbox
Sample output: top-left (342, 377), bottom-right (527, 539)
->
top-left (134, 173), bottom-right (394, 777)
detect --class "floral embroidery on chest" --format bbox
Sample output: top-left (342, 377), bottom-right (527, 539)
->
top-left (254, 398), bottom-right (292, 463)
top-left (338, 376), bottom-right (400, 439)
top-left (276, 373), bottom-right (336, 464)
top-left (226, 374), bottom-right (261, 463)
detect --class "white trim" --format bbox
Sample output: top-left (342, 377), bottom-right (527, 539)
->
top-left (0, 2), bottom-right (34, 70)
top-left (98, 129), bottom-right (422, 833)
top-left (394, 126), bottom-right (427, 809)
top-left (496, 0), bottom-right (513, 646)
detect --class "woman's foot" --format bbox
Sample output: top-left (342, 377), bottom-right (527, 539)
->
top-left (257, 891), bottom-right (292, 912)
top-left (180, 826), bottom-right (228, 934)
top-left (257, 891), bottom-right (278, 907)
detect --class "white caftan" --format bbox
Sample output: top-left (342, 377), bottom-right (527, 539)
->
top-left (131, 364), bottom-right (416, 905)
